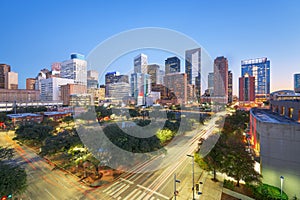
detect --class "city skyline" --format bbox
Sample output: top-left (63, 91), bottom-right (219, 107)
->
top-left (1, 1), bottom-right (300, 95)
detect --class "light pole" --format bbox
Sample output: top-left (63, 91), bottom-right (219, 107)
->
top-left (187, 154), bottom-right (195, 200)
top-left (174, 173), bottom-right (180, 200)
top-left (280, 176), bottom-right (284, 199)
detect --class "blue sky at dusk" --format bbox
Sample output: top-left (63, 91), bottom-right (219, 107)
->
top-left (1, 0), bottom-right (300, 95)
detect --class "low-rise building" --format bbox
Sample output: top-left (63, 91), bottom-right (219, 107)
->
top-left (7, 113), bottom-right (43, 125)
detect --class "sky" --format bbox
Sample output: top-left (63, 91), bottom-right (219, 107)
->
top-left (1, 0), bottom-right (300, 95)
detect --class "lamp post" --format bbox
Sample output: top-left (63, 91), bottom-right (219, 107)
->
top-left (187, 154), bottom-right (195, 200)
top-left (280, 176), bottom-right (284, 199)
top-left (174, 174), bottom-right (180, 200)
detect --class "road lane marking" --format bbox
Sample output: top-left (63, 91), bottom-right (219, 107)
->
top-left (137, 185), bottom-right (169, 199)
top-left (113, 185), bottom-right (130, 198)
top-left (44, 188), bottom-right (57, 200)
top-left (149, 197), bottom-right (155, 200)
top-left (123, 189), bottom-right (138, 200)
top-left (103, 181), bottom-right (120, 193)
top-left (136, 192), bottom-right (147, 200)
top-left (107, 183), bottom-right (126, 195)
top-left (120, 178), bottom-right (134, 184)
top-left (128, 190), bottom-right (142, 200)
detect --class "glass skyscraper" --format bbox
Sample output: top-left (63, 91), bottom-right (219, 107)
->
top-left (241, 57), bottom-right (270, 101)
top-left (294, 73), bottom-right (300, 93)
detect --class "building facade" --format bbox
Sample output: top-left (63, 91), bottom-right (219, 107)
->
top-left (214, 56), bottom-right (228, 103)
top-left (61, 53), bottom-right (87, 85)
top-left (164, 72), bottom-right (187, 104)
top-left (40, 77), bottom-right (74, 101)
top-left (185, 48), bottom-right (201, 102)
top-left (134, 54), bottom-right (148, 74)
top-left (130, 73), bottom-right (151, 105)
top-left (0, 89), bottom-right (40, 102)
top-left (5, 71), bottom-right (18, 89)
top-left (165, 56), bottom-right (180, 75)
top-left (207, 72), bottom-right (214, 96)
top-left (147, 64), bottom-right (160, 85)
top-left (0, 64), bottom-right (11, 89)
top-left (241, 57), bottom-right (270, 102)
top-left (26, 78), bottom-right (36, 90)
top-left (228, 70), bottom-right (233, 103)
top-left (107, 82), bottom-right (131, 104)
top-left (239, 73), bottom-right (255, 102)
top-left (294, 73), bottom-right (300, 93)
top-left (61, 84), bottom-right (87, 106)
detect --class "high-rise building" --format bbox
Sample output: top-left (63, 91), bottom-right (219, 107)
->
top-left (105, 72), bottom-right (129, 85)
top-left (134, 54), bottom-right (148, 74)
top-left (158, 70), bottom-right (165, 84)
top-left (147, 64), bottom-right (160, 85)
top-left (294, 73), bottom-right (300, 93)
top-left (61, 84), bottom-right (87, 105)
top-left (165, 56), bottom-right (180, 75)
top-left (0, 64), bottom-right (11, 89)
top-left (208, 72), bottom-right (214, 96)
top-left (51, 62), bottom-right (61, 77)
top-left (228, 71), bottom-right (233, 103)
top-left (107, 82), bottom-right (131, 104)
top-left (239, 73), bottom-right (255, 102)
top-left (130, 73), bottom-right (151, 105)
top-left (35, 68), bottom-right (50, 91)
top-left (61, 53), bottom-right (87, 85)
top-left (26, 78), bottom-right (36, 90)
top-left (5, 72), bottom-right (18, 89)
top-left (164, 72), bottom-right (187, 104)
top-left (241, 57), bottom-right (270, 102)
top-left (185, 48), bottom-right (201, 101)
top-left (40, 77), bottom-right (74, 101)
top-left (87, 70), bottom-right (99, 89)
top-left (214, 56), bottom-right (228, 103)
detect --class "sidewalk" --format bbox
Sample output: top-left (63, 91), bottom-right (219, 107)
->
top-left (199, 171), bottom-right (224, 200)
top-left (222, 188), bottom-right (255, 200)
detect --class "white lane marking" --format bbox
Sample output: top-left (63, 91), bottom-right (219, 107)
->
top-left (120, 178), bottom-right (134, 184)
top-left (103, 181), bottom-right (120, 193)
top-left (107, 183), bottom-right (125, 195)
top-left (117, 197), bottom-right (122, 200)
top-left (149, 197), bottom-right (155, 200)
top-left (44, 188), bottom-right (57, 200)
top-left (113, 185), bottom-right (130, 198)
top-left (123, 189), bottom-right (139, 200)
top-left (128, 190), bottom-right (142, 200)
top-left (137, 184), bottom-right (169, 200)
top-left (136, 192), bottom-right (147, 200)
top-left (108, 183), bottom-right (126, 196)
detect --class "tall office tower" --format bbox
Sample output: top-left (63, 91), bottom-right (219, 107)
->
top-left (158, 70), bottom-right (165, 84)
top-left (185, 48), bottom-right (201, 101)
top-left (134, 54), bottom-right (148, 73)
top-left (164, 72), bottom-right (187, 104)
top-left (294, 73), bottom-right (300, 93)
top-left (26, 78), bottom-right (36, 90)
top-left (0, 64), bottom-right (11, 89)
top-left (165, 56), bottom-right (180, 75)
top-left (130, 73), bottom-right (151, 105)
top-left (51, 62), bottom-right (61, 77)
top-left (214, 56), bottom-right (228, 103)
top-left (35, 68), bottom-right (50, 91)
top-left (241, 57), bottom-right (270, 102)
top-left (107, 82), bottom-right (131, 104)
top-left (147, 64), bottom-right (160, 85)
top-left (87, 70), bottom-right (99, 89)
top-left (207, 72), bottom-right (214, 96)
top-left (239, 73), bottom-right (255, 101)
top-left (5, 72), bottom-right (18, 89)
top-left (40, 77), bottom-right (74, 101)
top-left (61, 53), bottom-right (87, 85)
top-left (228, 70), bottom-right (233, 103)
top-left (105, 72), bottom-right (129, 85)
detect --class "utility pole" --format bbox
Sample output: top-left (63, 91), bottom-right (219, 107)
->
top-left (174, 174), bottom-right (180, 200)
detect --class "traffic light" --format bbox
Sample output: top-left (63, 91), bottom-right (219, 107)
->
top-left (1, 196), bottom-right (7, 200)
top-left (7, 195), bottom-right (12, 199)
top-left (195, 183), bottom-right (199, 191)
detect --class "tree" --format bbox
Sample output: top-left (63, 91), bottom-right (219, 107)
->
top-left (62, 116), bottom-right (74, 126)
top-left (0, 146), bottom-right (27, 196)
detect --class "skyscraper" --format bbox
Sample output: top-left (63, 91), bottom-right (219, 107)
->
top-left (228, 70), bottom-right (233, 103)
top-left (61, 53), bottom-right (87, 86)
top-left (87, 70), bottom-right (99, 89)
top-left (164, 72), bottom-right (187, 104)
top-left (134, 54), bottom-right (148, 74)
top-left (130, 73), bottom-right (151, 105)
top-left (147, 64), bottom-right (160, 85)
top-left (241, 57), bottom-right (270, 102)
top-left (165, 56), bottom-right (180, 75)
top-left (294, 73), bottom-right (300, 93)
top-left (0, 64), bottom-right (11, 89)
top-left (214, 56), bottom-right (228, 103)
top-left (185, 48), bottom-right (201, 101)
top-left (5, 72), bottom-right (18, 90)
top-left (26, 78), bottom-right (36, 90)
top-left (105, 72), bottom-right (129, 97)
top-left (207, 72), bottom-right (214, 96)
top-left (239, 73), bottom-right (255, 102)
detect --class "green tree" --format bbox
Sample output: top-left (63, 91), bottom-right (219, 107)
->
top-left (62, 116), bottom-right (74, 126)
top-left (0, 146), bottom-right (27, 196)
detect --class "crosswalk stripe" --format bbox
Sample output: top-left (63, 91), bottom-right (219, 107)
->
top-left (136, 192), bottom-right (147, 200)
top-left (107, 183), bottom-right (126, 196)
top-left (113, 185), bottom-right (130, 198)
top-left (149, 197), bottom-right (155, 200)
top-left (123, 189), bottom-right (141, 200)
top-left (103, 181), bottom-right (120, 193)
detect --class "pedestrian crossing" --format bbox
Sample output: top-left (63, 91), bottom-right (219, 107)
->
top-left (102, 180), bottom-right (168, 200)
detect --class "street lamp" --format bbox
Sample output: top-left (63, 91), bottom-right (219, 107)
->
top-left (280, 176), bottom-right (284, 199)
top-left (174, 173), bottom-right (180, 200)
top-left (187, 154), bottom-right (195, 200)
